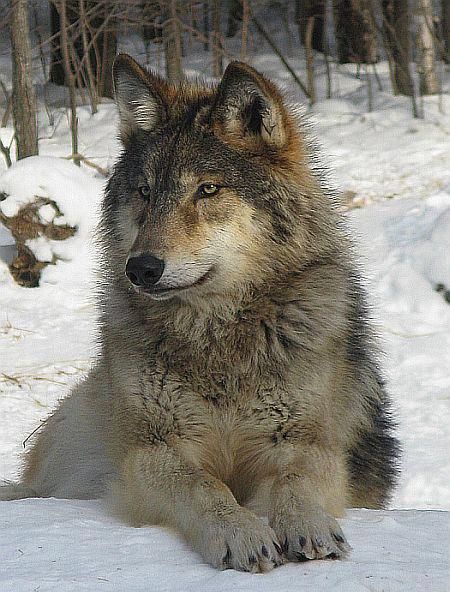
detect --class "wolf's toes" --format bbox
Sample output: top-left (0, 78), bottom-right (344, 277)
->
top-left (199, 509), bottom-right (283, 573)
top-left (331, 525), bottom-right (352, 556)
top-left (272, 508), bottom-right (351, 562)
top-left (221, 538), bottom-right (283, 573)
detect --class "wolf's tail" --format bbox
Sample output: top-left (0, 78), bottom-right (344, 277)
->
top-left (0, 480), bottom-right (37, 500)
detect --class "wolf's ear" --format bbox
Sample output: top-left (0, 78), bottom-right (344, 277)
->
top-left (210, 61), bottom-right (288, 151)
top-left (113, 54), bottom-right (168, 144)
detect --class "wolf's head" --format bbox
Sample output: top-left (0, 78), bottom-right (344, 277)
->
top-left (103, 55), bottom-right (337, 304)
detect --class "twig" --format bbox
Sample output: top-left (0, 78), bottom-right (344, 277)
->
top-left (1, 373), bottom-right (22, 385)
top-left (0, 134), bottom-right (12, 167)
top-left (0, 79), bottom-right (12, 127)
top-left (248, 6), bottom-right (310, 98)
top-left (23, 419), bottom-right (48, 448)
top-left (372, 62), bottom-right (382, 91)
top-left (64, 153), bottom-right (109, 176)
top-left (366, 64), bottom-right (373, 112)
top-left (181, 22), bottom-right (233, 60)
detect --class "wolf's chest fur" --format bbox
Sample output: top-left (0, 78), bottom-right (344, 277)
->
top-left (105, 295), bottom-right (338, 504)
top-left (120, 359), bottom-right (298, 503)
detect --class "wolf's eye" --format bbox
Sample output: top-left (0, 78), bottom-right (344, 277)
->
top-left (138, 184), bottom-right (151, 199)
top-left (198, 183), bottom-right (220, 197)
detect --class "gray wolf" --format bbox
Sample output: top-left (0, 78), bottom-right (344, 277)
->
top-left (0, 55), bottom-right (399, 572)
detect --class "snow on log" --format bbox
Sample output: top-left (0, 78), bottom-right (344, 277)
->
top-left (0, 156), bottom-right (103, 287)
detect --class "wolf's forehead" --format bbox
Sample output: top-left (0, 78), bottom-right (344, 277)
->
top-left (144, 127), bottom-right (240, 182)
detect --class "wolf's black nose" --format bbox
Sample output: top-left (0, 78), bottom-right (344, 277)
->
top-left (126, 254), bottom-right (165, 287)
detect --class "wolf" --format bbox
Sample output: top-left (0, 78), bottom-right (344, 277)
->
top-left (0, 55), bottom-right (399, 572)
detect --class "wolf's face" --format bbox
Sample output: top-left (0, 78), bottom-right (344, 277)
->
top-left (104, 56), bottom-right (323, 302)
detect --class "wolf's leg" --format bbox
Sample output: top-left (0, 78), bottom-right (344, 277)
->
top-left (110, 445), bottom-right (283, 572)
top-left (21, 365), bottom-right (114, 499)
top-left (268, 448), bottom-right (351, 561)
top-left (0, 482), bottom-right (37, 500)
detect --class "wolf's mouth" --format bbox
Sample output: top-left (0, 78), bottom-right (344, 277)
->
top-left (136, 267), bottom-right (214, 300)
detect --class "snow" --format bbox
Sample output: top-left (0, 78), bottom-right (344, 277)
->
top-left (1, 500), bottom-right (448, 592)
top-left (0, 224), bottom-right (14, 246)
top-left (0, 156), bottom-right (103, 286)
top-left (350, 195), bottom-right (450, 511)
top-left (1, 30), bottom-right (450, 589)
top-left (37, 203), bottom-right (57, 224)
top-left (0, 155), bottom-right (102, 233)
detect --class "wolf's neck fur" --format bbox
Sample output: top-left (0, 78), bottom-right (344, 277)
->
top-left (104, 254), bottom-right (348, 391)
top-left (146, 287), bottom-right (294, 386)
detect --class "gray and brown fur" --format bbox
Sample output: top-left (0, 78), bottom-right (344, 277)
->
top-left (0, 56), bottom-right (399, 572)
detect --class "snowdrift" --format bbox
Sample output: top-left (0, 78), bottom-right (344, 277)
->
top-left (1, 499), bottom-right (448, 592)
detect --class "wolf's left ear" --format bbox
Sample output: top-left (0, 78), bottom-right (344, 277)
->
top-left (210, 61), bottom-right (288, 151)
top-left (113, 54), bottom-right (168, 145)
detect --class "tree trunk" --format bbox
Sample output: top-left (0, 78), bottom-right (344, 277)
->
top-left (142, 0), bottom-right (162, 45)
top-left (203, 1), bottom-right (209, 50)
top-left (212, 0), bottom-right (223, 77)
top-left (305, 16), bottom-right (316, 104)
top-left (79, 0), bottom-right (98, 112)
top-left (417, 0), bottom-right (439, 95)
top-left (10, 0), bottom-right (38, 160)
top-left (58, 0), bottom-right (79, 164)
top-left (442, 0), bottom-right (450, 64)
top-left (298, 0), bottom-right (325, 53)
top-left (50, 1), bottom-right (117, 99)
top-left (98, 18), bottom-right (117, 99)
top-left (163, 0), bottom-right (183, 83)
top-left (332, 0), bottom-right (378, 64)
top-left (240, 0), bottom-right (249, 60)
top-left (226, 0), bottom-right (242, 38)
top-left (382, 0), bottom-right (414, 96)
top-left (49, 2), bottom-right (65, 86)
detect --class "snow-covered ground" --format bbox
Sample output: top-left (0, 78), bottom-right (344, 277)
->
top-left (1, 500), bottom-right (448, 592)
top-left (1, 33), bottom-right (450, 590)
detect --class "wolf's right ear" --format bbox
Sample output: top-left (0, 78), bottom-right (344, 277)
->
top-left (113, 54), bottom-right (168, 145)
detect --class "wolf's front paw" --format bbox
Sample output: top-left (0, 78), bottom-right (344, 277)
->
top-left (271, 504), bottom-right (351, 562)
top-left (195, 508), bottom-right (283, 572)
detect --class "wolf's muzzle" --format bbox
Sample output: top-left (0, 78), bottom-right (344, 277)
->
top-left (125, 253), bottom-right (165, 287)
